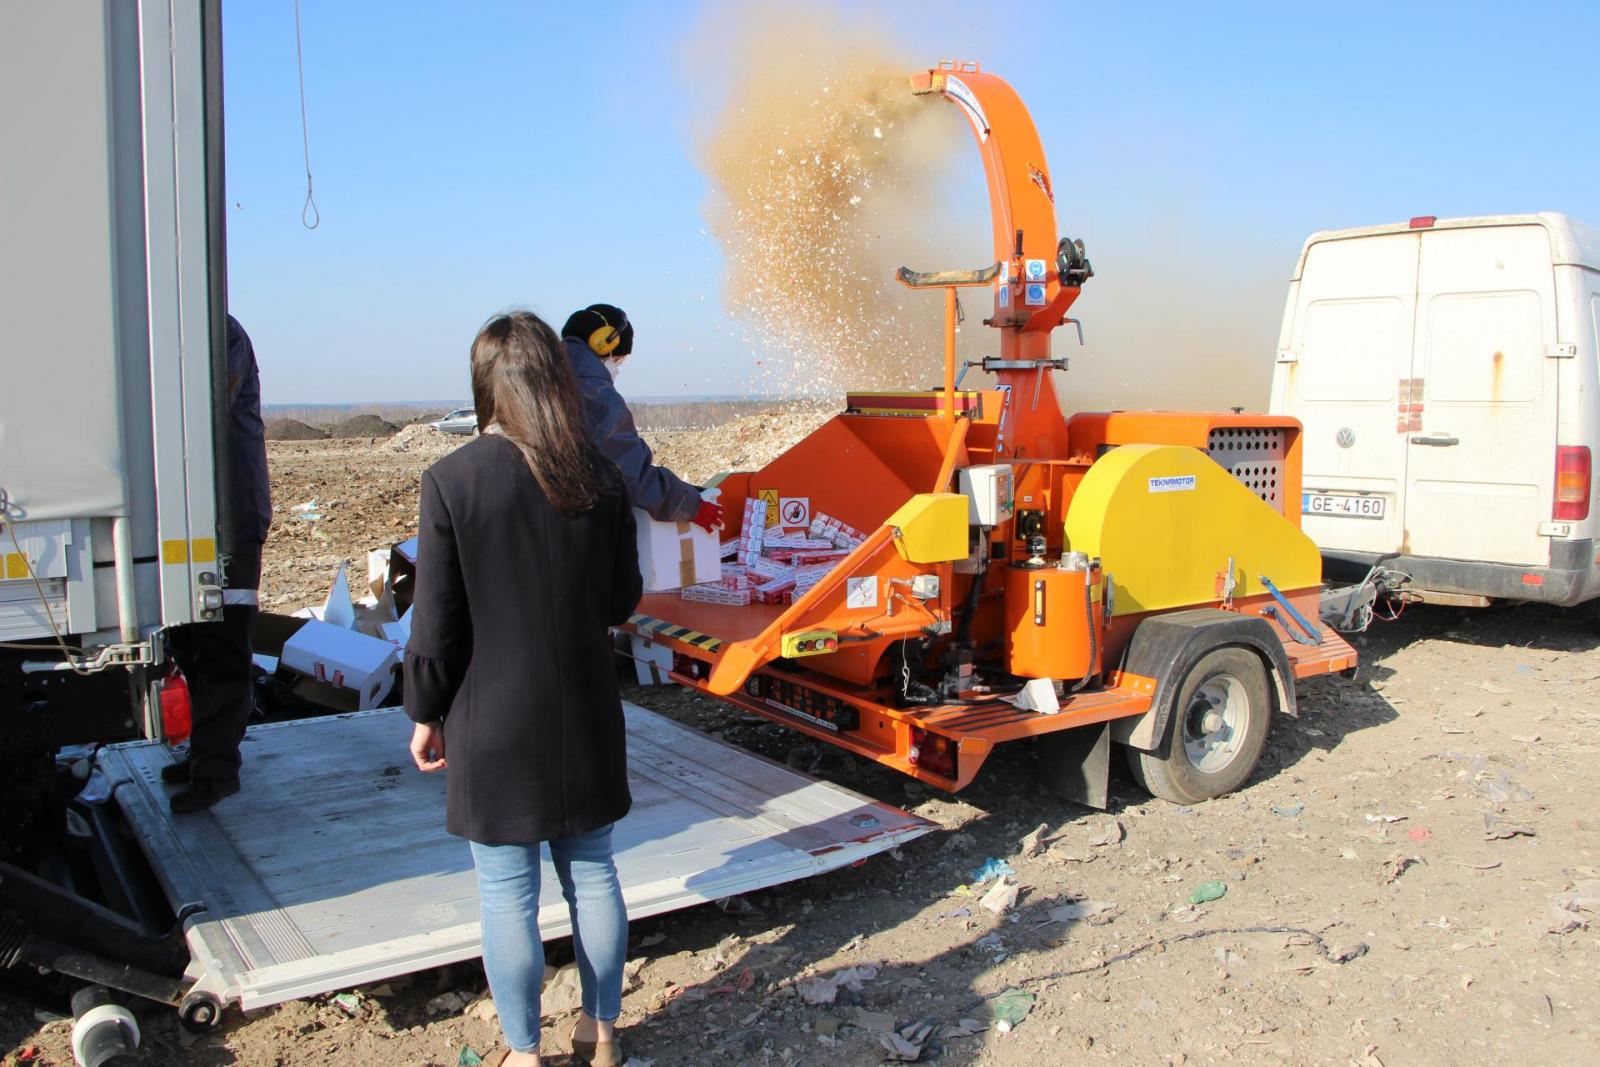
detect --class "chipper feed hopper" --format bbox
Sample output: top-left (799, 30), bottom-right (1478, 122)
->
top-left (621, 61), bottom-right (1357, 807)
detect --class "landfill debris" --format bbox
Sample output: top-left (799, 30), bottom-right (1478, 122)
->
top-left (979, 876), bottom-right (1020, 915)
top-left (468, 997), bottom-right (498, 1023)
top-left (1086, 819), bottom-right (1125, 847)
top-left (1329, 941), bottom-right (1371, 963)
top-left (331, 992), bottom-right (362, 1016)
top-left (715, 894), bottom-right (759, 915)
top-left (1190, 880), bottom-right (1228, 905)
top-left (1380, 852), bottom-right (1422, 885)
top-left (1364, 814), bottom-right (1406, 824)
top-left (1473, 770), bottom-right (1535, 804)
top-left (458, 1048), bottom-right (484, 1067)
top-left (1017, 823), bottom-right (1049, 858)
top-left (990, 988), bottom-right (1036, 1032)
top-left (1407, 826), bottom-right (1433, 843)
top-left (1168, 905), bottom-right (1203, 924)
top-left (968, 857), bottom-right (1016, 885)
top-left (290, 499), bottom-right (323, 521)
top-left (1483, 814), bottom-right (1537, 840)
top-left (638, 932), bottom-right (667, 948)
top-left (1547, 880), bottom-right (1600, 934)
top-left (796, 963), bottom-right (880, 1005)
top-left (974, 932), bottom-right (1007, 962)
top-left (941, 1018), bottom-right (987, 1039)
top-left (1048, 899), bottom-right (1117, 925)
top-left (878, 1018), bottom-right (937, 1061)
top-left (1271, 801), bottom-right (1305, 818)
top-left (425, 991), bottom-right (467, 1017)
top-left (852, 1007), bottom-right (898, 1034)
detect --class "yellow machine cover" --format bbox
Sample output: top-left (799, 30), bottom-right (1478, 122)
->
top-left (1065, 444), bottom-right (1322, 615)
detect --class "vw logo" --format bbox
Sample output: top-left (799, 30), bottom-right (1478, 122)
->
top-left (1335, 427), bottom-right (1356, 449)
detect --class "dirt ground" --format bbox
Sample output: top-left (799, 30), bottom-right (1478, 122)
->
top-left (6, 426), bottom-right (1600, 1066)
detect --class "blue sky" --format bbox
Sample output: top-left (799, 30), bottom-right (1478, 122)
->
top-left (224, 1), bottom-right (1600, 407)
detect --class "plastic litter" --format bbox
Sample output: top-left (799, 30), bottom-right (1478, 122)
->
top-left (1271, 801), bottom-right (1305, 818)
top-left (331, 992), bottom-right (362, 1016)
top-left (990, 988), bottom-right (1036, 1032)
top-left (458, 1049), bottom-right (484, 1067)
top-left (979, 876), bottom-right (1020, 915)
top-left (968, 857), bottom-right (1016, 885)
top-left (1189, 880), bottom-right (1228, 905)
top-left (290, 499), bottom-right (322, 521)
top-left (1048, 899), bottom-right (1116, 924)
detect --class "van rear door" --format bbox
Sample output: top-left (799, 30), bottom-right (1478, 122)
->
top-left (1404, 225), bottom-right (1559, 566)
top-left (1278, 231), bottom-right (1420, 556)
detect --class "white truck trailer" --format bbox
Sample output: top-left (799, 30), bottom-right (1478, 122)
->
top-left (0, 3), bottom-right (927, 1056)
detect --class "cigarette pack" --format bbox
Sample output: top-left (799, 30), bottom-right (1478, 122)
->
top-left (737, 498), bottom-right (769, 564)
top-left (681, 582), bottom-right (753, 606)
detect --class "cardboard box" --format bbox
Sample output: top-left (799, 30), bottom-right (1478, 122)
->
top-left (280, 619), bottom-right (399, 711)
top-left (635, 509), bottom-right (720, 592)
top-left (388, 537), bottom-right (419, 616)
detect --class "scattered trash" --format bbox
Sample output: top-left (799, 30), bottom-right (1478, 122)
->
top-left (331, 992), bottom-right (362, 1016)
top-left (968, 857), bottom-right (1016, 885)
top-left (852, 1007), bottom-right (898, 1034)
top-left (1483, 814), bottom-right (1537, 840)
top-left (426, 991), bottom-right (469, 1015)
top-left (1407, 826), bottom-right (1433, 844)
top-left (1329, 941), bottom-right (1371, 963)
top-left (458, 1049), bottom-right (484, 1067)
top-left (1017, 823), bottom-right (1049, 858)
top-left (468, 997), bottom-right (498, 1023)
top-left (1048, 899), bottom-right (1116, 925)
top-left (1189, 880), bottom-right (1228, 905)
top-left (1167, 905), bottom-right (1203, 924)
top-left (1340, 848), bottom-right (1360, 861)
top-left (941, 1018), bottom-right (987, 1039)
top-left (1364, 814), bottom-right (1407, 824)
top-left (290, 499), bottom-right (323, 521)
top-left (796, 964), bottom-right (880, 1005)
top-left (1547, 880), bottom-right (1600, 934)
top-left (1271, 801), bottom-right (1305, 818)
top-left (1473, 771), bottom-right (1535, 804)
top-left (1478, 680), bottom-right (1511, 695)
top-left (639, 932), bottom-right (667, 948)
top-left (990, 988), bottom-right (1036, 1033)
top-left (715, 895), bottom-right (760, 915)
top-left (1086, 819), bottom-right (1125, 848)
top-left (1380, 852), bottom-right (1422, 885)
top-left (879, 1019), bottom-right (936, 1061)
top-left (979, 876), bottom-right (1020, 915)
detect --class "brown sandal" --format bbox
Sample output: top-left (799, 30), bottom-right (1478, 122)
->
top-left (568, 1017), bottom-right (625, 1067)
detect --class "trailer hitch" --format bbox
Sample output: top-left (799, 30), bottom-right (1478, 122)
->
top-left (1258, 575), bottom-right (1322, 646)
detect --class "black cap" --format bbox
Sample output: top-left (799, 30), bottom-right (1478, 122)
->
top-left (561, 304), bottom-right (633, 357)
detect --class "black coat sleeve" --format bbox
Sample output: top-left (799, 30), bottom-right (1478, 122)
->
top-left (403, 469), bottom-right (471, 724)
top-left (608, 492), bottom-right (644, 626)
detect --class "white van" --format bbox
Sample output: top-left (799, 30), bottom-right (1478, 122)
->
top-left (1269, 212), bottom-right (1600, 608)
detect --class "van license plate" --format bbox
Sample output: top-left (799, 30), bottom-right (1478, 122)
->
top-left (1304, 493), bottom-right (1385, 519)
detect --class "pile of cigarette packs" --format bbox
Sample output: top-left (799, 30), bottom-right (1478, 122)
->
top-left (681, 499), bottom-right (866, 608)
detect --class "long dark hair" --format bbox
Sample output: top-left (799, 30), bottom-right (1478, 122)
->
top-left (470, 311), bottom-right (607, 515)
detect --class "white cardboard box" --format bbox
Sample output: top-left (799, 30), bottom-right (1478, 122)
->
top-left (635, 509), bottom-right (720, 592)
top-left (280, 619), bottom-right (399, 711)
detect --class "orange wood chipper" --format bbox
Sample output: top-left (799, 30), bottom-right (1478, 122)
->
top-left (620, 61), bottom-right (1358, 807)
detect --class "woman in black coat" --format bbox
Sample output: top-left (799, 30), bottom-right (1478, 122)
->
top-left (404, 310), bottom-right (643, 1067)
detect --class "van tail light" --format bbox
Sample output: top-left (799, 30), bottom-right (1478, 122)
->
top-left (907, 726), bottom-right (958, 782)
top-left (1554, 445), bottom-right (1592, 521)
top-left (158, 667), bottom-right (192, 743)
top-left (1408, 215), bottom-right (1437, 229)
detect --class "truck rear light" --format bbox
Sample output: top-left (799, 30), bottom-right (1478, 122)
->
top-left (158, 668), bottom-right (192, 743)
top-left (907, 726), bottom-right (957, 782)
top-left (1554, 446), bottom-right (1592, 520)
top-left (1408, 215), bottom-right (1436, 229)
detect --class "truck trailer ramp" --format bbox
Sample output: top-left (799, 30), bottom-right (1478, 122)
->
top-left (97, 703), bottom-right (932, 1012)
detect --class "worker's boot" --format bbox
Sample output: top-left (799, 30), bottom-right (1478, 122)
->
top-left (159, 759), bottom-right (192, 784)
top-left (169, 777), bottom-right (239, 814)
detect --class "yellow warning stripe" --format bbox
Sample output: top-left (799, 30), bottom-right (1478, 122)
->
top-left (629, 613), bottom-right (724, 653)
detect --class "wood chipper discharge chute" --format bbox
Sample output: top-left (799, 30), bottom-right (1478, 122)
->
top-left (620, 60), bottom-right (1356, 808)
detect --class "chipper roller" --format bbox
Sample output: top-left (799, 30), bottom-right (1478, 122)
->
top-left (620, 61), bottom-right (1357, 807)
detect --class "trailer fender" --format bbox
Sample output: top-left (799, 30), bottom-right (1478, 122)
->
top-left (1110, 609), bottom-right (1296, 753)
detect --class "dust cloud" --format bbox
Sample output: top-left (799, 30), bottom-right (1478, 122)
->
top-left (695, 10), bottom-right (985, 397)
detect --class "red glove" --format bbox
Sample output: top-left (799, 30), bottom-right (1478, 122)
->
top-left (691, 498), bottom-right (725, 532)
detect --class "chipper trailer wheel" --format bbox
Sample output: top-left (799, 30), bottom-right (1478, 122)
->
top-left (1127, 647), bottom-right (1272, 804)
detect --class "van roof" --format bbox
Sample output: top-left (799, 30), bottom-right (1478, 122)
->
top-left (1292, 212), bottom-right (1600, 279)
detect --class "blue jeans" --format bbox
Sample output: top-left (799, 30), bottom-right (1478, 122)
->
top-left (470, 824), bottom-right (628, 1054)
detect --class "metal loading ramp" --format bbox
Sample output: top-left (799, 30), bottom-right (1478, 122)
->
top-left (98, 704), bottom-right (933, 1011)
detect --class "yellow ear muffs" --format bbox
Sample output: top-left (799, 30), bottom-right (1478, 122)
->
top-left (588, 324), bottom-right (621, 357)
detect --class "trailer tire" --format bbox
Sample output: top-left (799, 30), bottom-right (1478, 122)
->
top-left (1127, 647), bottom-right (1271, 804)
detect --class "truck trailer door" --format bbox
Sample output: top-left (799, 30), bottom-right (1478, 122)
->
top-left (1404, 225), bottom-right (1559, 567)
top-left (1279, 231), bottom-right (1421, 557)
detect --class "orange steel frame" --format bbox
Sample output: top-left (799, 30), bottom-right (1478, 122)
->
top-left (619, 62), bottom-right (1356, 791)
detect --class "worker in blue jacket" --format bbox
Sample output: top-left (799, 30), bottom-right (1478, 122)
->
top-left (561, 304), bottom-right (723, 531)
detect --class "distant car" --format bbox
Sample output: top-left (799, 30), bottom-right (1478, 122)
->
top-left (431, 408), bottom-right (478, 435)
